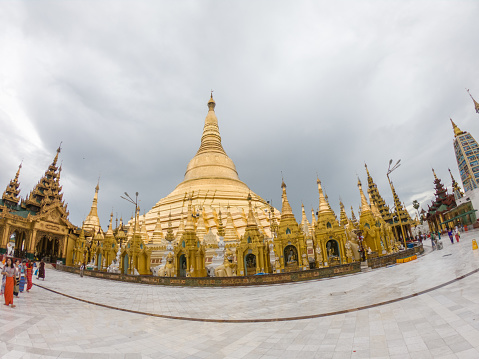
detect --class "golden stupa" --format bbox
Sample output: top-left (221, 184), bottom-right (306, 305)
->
top-left (139, 94), bottom-right (279, 242)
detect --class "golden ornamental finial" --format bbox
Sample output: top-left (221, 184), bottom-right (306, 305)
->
top-left (467, 88), bottom-right (479, 114)
top-left (207, 91), bottom-right (216, 110)
top-left (450, 118), bottom-right (463, 137)
top-left (432, 168), bottom-right (438, 179)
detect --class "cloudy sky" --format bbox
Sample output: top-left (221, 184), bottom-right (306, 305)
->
top-left (1, 1), bottom-right (478, 228)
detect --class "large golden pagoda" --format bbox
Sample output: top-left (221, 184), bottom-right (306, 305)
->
top-left (138, 94), bottom-right (279, 242)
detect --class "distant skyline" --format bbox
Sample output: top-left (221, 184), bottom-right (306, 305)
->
top-left (1, 1), bottom-right (478, 228)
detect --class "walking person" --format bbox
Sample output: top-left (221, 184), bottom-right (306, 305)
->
top-left (2, 258), bottom-right (16, 308)
top-left (80, 262), bottom-right (85, 278)
top-left (447, 228), bottom-right (454, 244)
top-left (430, 232), bottom-right (436, 250)
top-left (13, 260), bottom-right (20, 298)
top-left (26, 260), bottom-right (33, 292)
top-left (0, 259), bottom-right (5, 296)
top-left (19, 260), bottom-right (26, 293)
top-left (454, 226), bottom-right (461, 243)
top-left (37, 259), bottom-right (45, 280)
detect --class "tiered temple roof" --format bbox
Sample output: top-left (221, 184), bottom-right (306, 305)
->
top-left (22, 146), bottom-right (67, 214)
top-left (2, 163), bottom-right (22, 208)
top-left (365, 164), bottom-right (392, 222)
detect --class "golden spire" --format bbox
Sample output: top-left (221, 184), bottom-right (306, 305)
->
top-left (196, 93), bottom-right (227, 156)
top-left (2, 162), bottom-right (22, 206)
top-left (280, 181), bottom-right (294, 219)
top-left (450, 118), bottom-right (464, 137)
top-left (52, 143), bottom-right (62, 167)
top-left (83, 180), bottom-right (101, 233)
top-left (310, 208), bottom-right (317, 227)
top-left (317, 177), bottom-right (330, 213)
top-left (185, 199), bottom-right (195, 231)
top-left (369, 193), bottom-right (381, 218)
top-left (246, 194), bottom-right (257, 227)
top-left (224, 204), bottom-right (239, 241)
top-left (339, 200), bottom-right (349, 227)
top-left (449, 168), bottom-right (464, 199)
top-left (301, 204), bottom-right (308, 223)
top-left (357, 178), bottom-right (371, 214)
top-left (350, 206), bottom-right (358, 227)
top-left (467, 89), bottom-right (479, 114)
top-left (106, 212), bottom-right (114, 235)
top-left (217, 208), bottom-right (225, 237)
top-left (152, 210), bottom-right (164, 243)
top-left (165, 212), bottom-right (175, 242)
top-left (432, 168), bottom-right (438, 180)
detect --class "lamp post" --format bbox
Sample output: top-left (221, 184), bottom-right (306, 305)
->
top-left (120, 192), bottom-right (139, 274)
top-left (387, 159), bottom-right (407, 249)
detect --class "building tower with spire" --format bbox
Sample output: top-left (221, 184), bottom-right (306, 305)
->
top-left (425, 169), bottom-right (456, 232)
top-left (451, 118), bottom-right (479, 192)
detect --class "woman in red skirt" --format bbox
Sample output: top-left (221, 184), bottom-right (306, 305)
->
top-left (26, 260), bottom-right (33, 292)
top-left (1, 258), bottom-right (16, 308)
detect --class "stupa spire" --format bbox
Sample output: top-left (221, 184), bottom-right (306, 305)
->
top-left (317, 177), bottom-right (331, 213)
top-left (350, 206), bottom-right (358, 228)
top-left (449, 168), bottom-right (464, 200)
top-left (217, 208), bottom-right (225, 237)
top-left (467, 89), bottom-right (479, 114)
top-left (280, 181), bottom-right (294, 219)
top-left (339, 200), bottom-right (349, 227)
top-left (247, 194), bottom-right (257, 227)
top-left (450, 118), bottom-right (464, 137)
top-left (196, 93), bottom-right (227, 156)
top-left (358, 178), bottom-right (371, 214)
top-left (2, 162), bottom-right (22, 207)
top-left (311, 208), bottom-right (317, 227)
top-left (185, 199), bottom-right (195, 231)
top-left (83, 180), bottom-right (101, 233)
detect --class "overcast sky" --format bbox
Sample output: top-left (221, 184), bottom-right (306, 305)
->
top-left (1, 1), bottom-right (479, 228)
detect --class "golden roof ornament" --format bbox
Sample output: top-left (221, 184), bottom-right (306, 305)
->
top-left (467, 89), bottom-right (479, 114)
top-left (280, 181), bottom-right (294, 219)
top-left (450, 118), bottom-right (464, 137)
top-left (217, 208), bottom-right (225, 237)
top-left (317, 177), bottom-right (330, 214)
top-left (357, 178), bottom-right (372, 214)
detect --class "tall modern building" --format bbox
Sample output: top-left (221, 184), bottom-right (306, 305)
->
top-left (451, 119), bottom-right (479, 192)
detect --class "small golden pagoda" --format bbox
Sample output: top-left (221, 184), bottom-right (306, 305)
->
top-left (357, 178), bottom-right (384, 255)
top-left (274, 181), bottom-right (308, 272)
top-left (101, 212), bottom-right (119, 271)
top-left (174, 199), bottom-right (206, 277)
top-left (314, 178), bottom-right (348, 267)
top-left (236, 195), bottom-right (271, 276)
top-left (120, 210), bottom-right (151, 275)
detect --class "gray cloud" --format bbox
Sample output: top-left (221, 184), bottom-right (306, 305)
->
top-left (1, 1), bottom-right (478, 227)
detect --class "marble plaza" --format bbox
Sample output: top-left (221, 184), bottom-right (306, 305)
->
top-left (0, 231), bottom-right (479, 358)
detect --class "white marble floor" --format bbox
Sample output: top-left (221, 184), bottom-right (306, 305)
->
top-left (2, 231), bottom-right (479, 358)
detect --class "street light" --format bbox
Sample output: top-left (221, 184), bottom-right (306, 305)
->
top-left (120, 191), bottom-right (139, 239)
top-left (387, 159), bottom-right (407, 249)
top-left (120, 192), bottom-right (139, 275)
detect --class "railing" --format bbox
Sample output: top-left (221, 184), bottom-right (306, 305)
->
top-left (367, 244), bottom-right (424, 269)
top-left (56, 262), bottom-right (361, 287)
